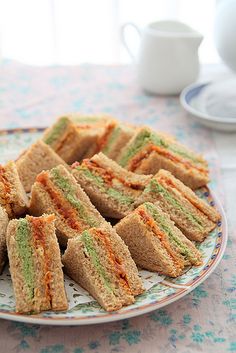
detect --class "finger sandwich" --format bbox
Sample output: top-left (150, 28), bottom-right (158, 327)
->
top-left (72, 152), bottom-right (152, 218)
top-left (118, 127), bottom-right (209, 189)
top-left (62, 226), bottom-right (144, 311)
top-left (115, 202), bottom-right (202, 277)
top-left (7, 214), bottom-right (68, 313)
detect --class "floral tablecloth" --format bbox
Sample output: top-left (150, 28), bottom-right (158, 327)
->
top-left (0, 60), bottom-right (235, 353)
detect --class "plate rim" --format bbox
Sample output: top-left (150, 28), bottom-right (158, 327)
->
top-left (0, 128), bottom-right (228, 326)
top-left (180, 81), bottom-right (236, 124)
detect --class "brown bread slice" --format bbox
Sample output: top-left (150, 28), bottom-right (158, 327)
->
top-left (0, 161), bottom-right (28, 218)
top-left (72, 152), bottom-right (152, 218)
top-left (115, 203), bottom-right (202, 277)
top-left (62, 227), bottom-right (144, 311)
top-left (16, 140), bottom-right (69, 193)
top-left (6, 214), bottom-right (68, 314)
top-left (29, 164), bottom-right (107, 246)
top-left (0, 206), bottom-right (9, 274)
top-left (136, 170), bottom-right (219, 242)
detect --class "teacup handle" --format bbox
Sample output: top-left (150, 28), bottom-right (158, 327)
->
top-left (120, 22), bottom-right (141, 62)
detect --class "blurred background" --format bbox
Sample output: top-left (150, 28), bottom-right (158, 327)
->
top-left (0, 0), bottom-right (220, 66)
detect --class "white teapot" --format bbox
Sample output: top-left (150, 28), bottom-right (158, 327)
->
top-left (121, 20), bottom-right (203, 95)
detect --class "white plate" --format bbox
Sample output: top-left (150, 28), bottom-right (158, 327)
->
top-left (0, 128), bottom-right (228, 325)
top-left (180, 80), bottom-right (236, 132)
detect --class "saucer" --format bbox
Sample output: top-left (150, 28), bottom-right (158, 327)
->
top-left (180, 79), bottom-right (236, 132)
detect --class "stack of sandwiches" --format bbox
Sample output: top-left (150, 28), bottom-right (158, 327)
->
top-left (0, 113), bottom-right (221, 314)
top-left (7, 214), bottom-right (68, 313)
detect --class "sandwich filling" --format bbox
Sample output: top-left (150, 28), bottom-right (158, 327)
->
top-left (43, 117), bottom-right (70, 146)
top-left (144, 178), bottom-right (204, 231)
top-left (72, 115), bottom-right (109, 125)
top-left (30, 216), bottom-right (53, 303)
top-left (81, 229), bottom-right (131, 295)
top-left (73, 159), bottom-right (146, 206)
top-left (37, 169), bottom-right (99, 231)
top-left (15, 216), bottom-right (53, 302)
top-left (94, 121), bottom-right (117, 153)
top-left (15, 218), bottom-right (35, 299)
top-left (138, 203), bottom-right (201, 265)
top-left (0, 165), bottom-right (13, 217)
top-left (119, 129), bottom-right (207, 174)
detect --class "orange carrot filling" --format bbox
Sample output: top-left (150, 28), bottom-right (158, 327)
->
top-left (94, 122), bottom-right (116, 153)
top-left (129, 144), bottom-right (208, 175)
top-left (30, 216), bottom-right (53, 304)
top-left (137, 208), bottom-right (184, 269)
top-left (37, 172), bottom-right (83, 232)
top-left (0, 165), bottom-right (13, 216)
top-left (92, 229), bottom-right (131, 293)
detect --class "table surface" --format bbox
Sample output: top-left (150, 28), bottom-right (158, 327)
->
top-left (0, 60), bottom-right (235, 353)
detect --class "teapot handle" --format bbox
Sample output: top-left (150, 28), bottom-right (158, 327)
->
top-left (120, 22), bottom-right (141, 62)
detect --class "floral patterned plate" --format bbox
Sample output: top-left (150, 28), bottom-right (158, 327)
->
top-left (0, 128), bottom-right (228, 326)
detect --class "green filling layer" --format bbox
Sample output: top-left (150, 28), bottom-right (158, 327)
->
top-left (119, 129), bottom-right (153, 167)
top-left (44, 117), bottom-right (69, 145)
top-left (81, 230), bottom-right (112, 292)
top-left (51, 168), bottom-right (98, 227)
top-left (15, 219), bottom-right (34, 299)
top-left (72, 116), bottom-right (102, 124)
top-left (144, 179), bottom-right (203, 230)
top-left (102, 126), bottom-right (121, 154)
top-left (75, 166), bottom-right (134, 206)
top-left (119, 129), bottom-right (204, 167)
top-left (144, 203), bottom-right (198, 262)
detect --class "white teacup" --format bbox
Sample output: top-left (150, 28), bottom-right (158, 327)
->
top-left (121, 20), bottom-right (203, 95)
